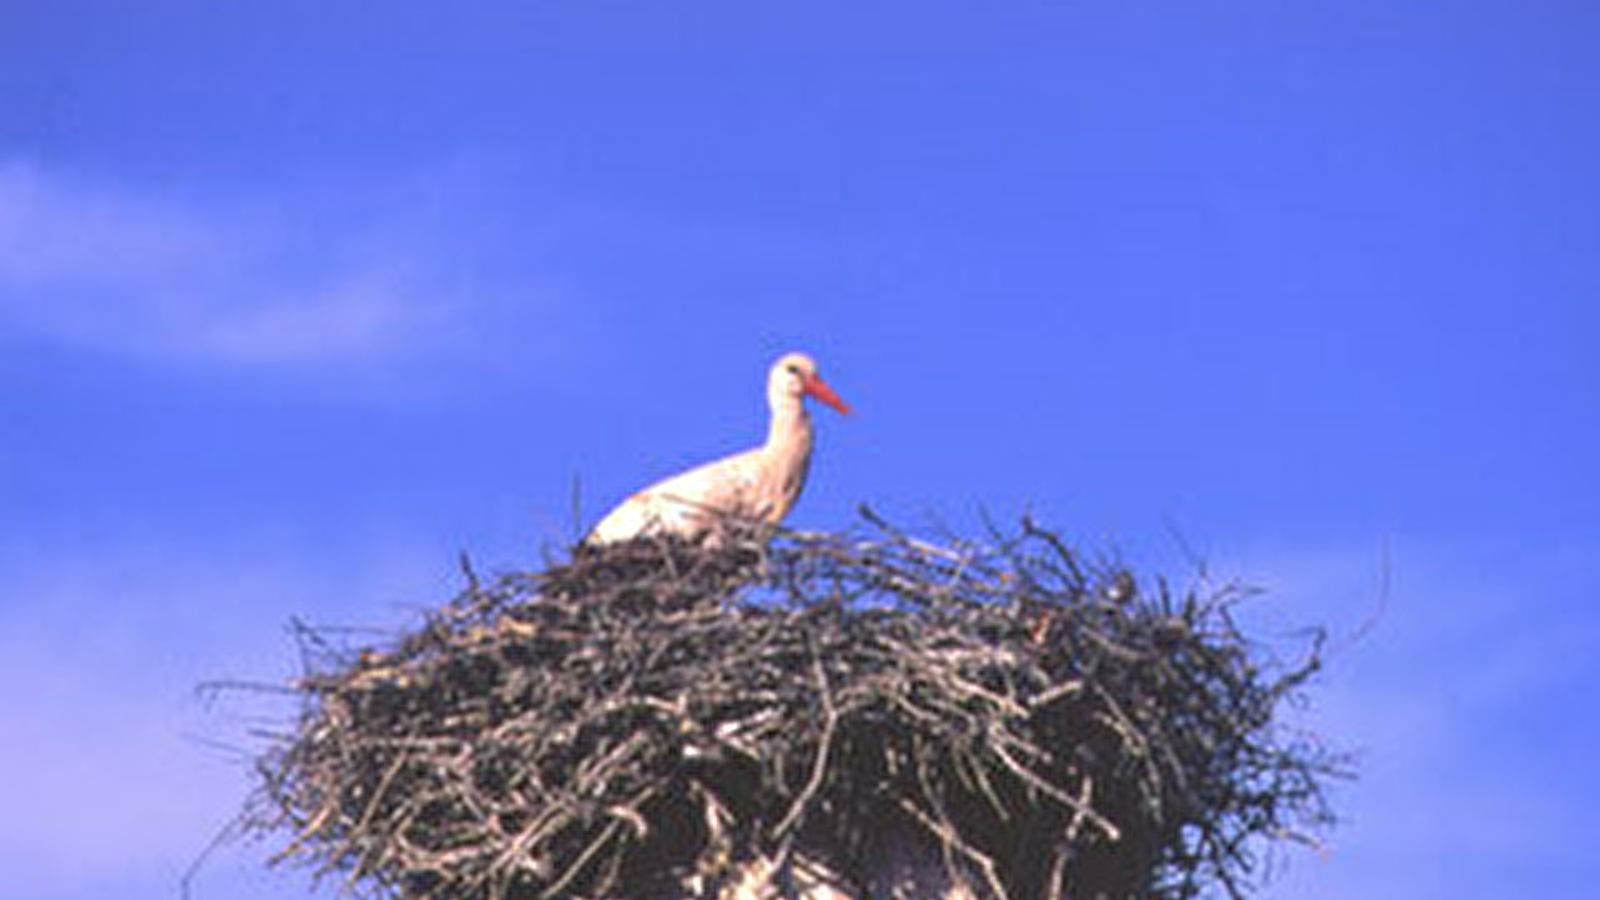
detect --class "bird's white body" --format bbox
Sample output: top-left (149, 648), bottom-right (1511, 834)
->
top-left (587, 352), bottom-right (849, 545)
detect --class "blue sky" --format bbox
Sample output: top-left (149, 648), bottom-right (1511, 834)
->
top-left (1, 3), bottom-right (1596, 898)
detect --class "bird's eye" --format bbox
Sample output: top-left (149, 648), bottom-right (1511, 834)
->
top-left (787, 364), bottom-right (803, 376)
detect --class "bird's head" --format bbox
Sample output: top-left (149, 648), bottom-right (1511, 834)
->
top-left (770, 351), bottom-right (851, 415)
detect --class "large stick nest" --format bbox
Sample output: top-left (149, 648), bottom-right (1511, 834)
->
top-left (247, 512), bottom-right (1342, 900)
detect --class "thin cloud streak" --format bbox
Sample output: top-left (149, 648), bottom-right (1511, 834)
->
top-left (1226, 539), bottom-right (1600, 898)
top-left (0, 533), bottom-right (458, 897)
top-left (0, 159), bottom-right (549, 375)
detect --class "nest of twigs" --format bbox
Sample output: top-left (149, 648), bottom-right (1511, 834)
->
top-left (246, 512), bottom-right (1342, 900)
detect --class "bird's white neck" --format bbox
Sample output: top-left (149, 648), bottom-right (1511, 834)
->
top-left (764, 395), bottom-right (814, 464)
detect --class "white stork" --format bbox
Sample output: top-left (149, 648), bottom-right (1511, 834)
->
top-left (586, 351), bottom-right (851, 545)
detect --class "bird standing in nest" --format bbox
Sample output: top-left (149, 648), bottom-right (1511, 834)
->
top-left (587, 351), bottom-right (851, 545)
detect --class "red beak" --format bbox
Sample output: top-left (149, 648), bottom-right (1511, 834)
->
top-left (803, 374), bottom-right (852, 415)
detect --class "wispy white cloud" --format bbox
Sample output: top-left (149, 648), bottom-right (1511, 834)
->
top-left (185, 266), bottom-right (454, 365)
top-left (1219, 538), bottom-right (1600, 898)
top-left (0, 532), bottom-right (459, 898)
top-left (0, 159), bottom-right (553, 377)
top-left (0, 161), bottom-right (214, 287)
